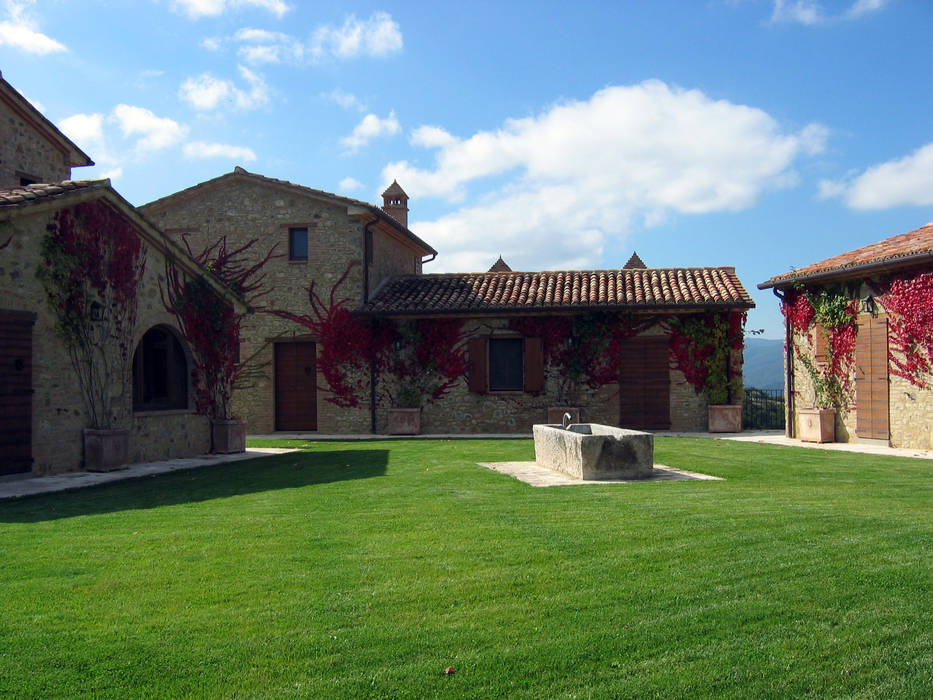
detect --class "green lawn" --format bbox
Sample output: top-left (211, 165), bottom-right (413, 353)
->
top-left (0, 438), bottom-right (930, 698)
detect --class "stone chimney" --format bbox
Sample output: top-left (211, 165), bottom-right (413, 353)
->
top-left (381, 180), bottom-right (409, 228)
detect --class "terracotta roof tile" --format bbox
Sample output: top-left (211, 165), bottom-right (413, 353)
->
top-left (364, 267), bottom-right (754, 315)
top-left (762, 222), bottom-right (933, 288)
top-left (0, 180), bottom-right (107, 208)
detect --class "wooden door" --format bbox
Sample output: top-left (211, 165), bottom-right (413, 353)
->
top-left (855, 315), bottom-right (889, 440)
top-left (619, 336), bottom-right (671, 430)
top-left (275, 342), bottom-right (318, 431)
top-left (0, 310), bottom-right (36, 475)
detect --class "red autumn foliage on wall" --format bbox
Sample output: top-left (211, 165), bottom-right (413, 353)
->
top-left (162, 236), bottom-right (277, 419)
top-left (880, 271), bottom-right (933, 387)
top-left (38, 201), bottom-right (147, 429)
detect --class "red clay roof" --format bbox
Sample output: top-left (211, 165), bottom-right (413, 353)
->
top-left (363, 267), bottom-right (754, 316)
top-left (761, 222), bottom-right (933, 289)
top-left (0, 180), bottom-right (106, 208)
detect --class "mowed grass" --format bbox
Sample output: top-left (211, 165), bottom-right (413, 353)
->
top-left (0, 438), bottom-right (930, 699)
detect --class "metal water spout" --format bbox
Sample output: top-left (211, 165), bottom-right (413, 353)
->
top-left (562, 412), bottom-right (573, 430)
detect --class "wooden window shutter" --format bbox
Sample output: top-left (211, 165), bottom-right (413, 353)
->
top-left (524, 337), bottom-right (545, 392)
top-left (468, 337), bottom-right (488, 393)
top-left (813, 324), bottom-right (829, 363)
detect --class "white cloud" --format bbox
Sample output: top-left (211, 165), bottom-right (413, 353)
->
top-left (386, 81), bottom-right (826, 272)
top-left (341, 111), bottom-right (401, 152)
top-left (58, 112), bottom-right (106, 153)
top-left (178, 66), bottom-right (269, 110)
top-left (847, 0), bottom-right (890, 18)
top-left (200, 36), bottom-right (222, 51)
top-left (819, 142), bottom-right (933, 210)
top-left (323, 89), bottom-right (366, 112)
top-left (311, 11), bottom-right (402, 61)
top-left (411, 125), bottom-right (457, 149)
top-left (233, 27), bottom-right (304, 64)
top-left (183, 141), bottom-right (257, 161)
top-left (112, 104), bottom-right (188, 152)
top-left (0, 0), bottom-right (66, 54)
top-left (172, 0), bottom-right (290, 19)
top-left (771, 0), bottom-right (890, 24)
top-left (339, 176), bottom-right (363, 191)
top-left (771, 0), bottom-right (824, 24)
top-left (58, 104), bottom-right (188, 179)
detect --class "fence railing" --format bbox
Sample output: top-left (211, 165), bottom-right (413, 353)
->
top-left (743, 388), bottom-right (785, 430)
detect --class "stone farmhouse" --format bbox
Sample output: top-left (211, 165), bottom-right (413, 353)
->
top-left (760, 222), bottom-right (933, 450)
top-left (0, 73), bottom-right (240, 476)
top-left (142, 171), bottom-right (755, 436)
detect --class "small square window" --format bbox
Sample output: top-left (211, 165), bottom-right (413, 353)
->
top-left (289, 227), bottom-right (308, 260)
top-left (489, 338), bottom-right (523, 391)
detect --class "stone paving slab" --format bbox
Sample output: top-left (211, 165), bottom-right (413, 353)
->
top-left (477, 461), bottom-right (723, 487)
top-left (0, 448), bottom-right (298, 500)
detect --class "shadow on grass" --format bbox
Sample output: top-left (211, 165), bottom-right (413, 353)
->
top-left (0, 449), bottom-right (388, 523)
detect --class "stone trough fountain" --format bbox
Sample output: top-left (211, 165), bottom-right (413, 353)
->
top-left (532, 422), bottom-right (654, 480)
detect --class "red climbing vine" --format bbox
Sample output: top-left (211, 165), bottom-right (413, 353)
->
top-left (37, 201), bottom-right (147, 429)
top-left (664, 311), bottom-right (745, 404)
top-left (273, 264), bottom-right (469, 409)
top-left (162, 235), bottom-right (277, 419)
top-left (781, 288), bottom-right (857, 409)
top-left (879, 271), bottom-right (933, 388)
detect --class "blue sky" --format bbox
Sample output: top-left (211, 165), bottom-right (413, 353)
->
top-left (2, 0), bottom-right (932, 338)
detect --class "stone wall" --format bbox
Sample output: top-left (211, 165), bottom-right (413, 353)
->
top-left (0, 97), bottom-right (70, 187)
top-left (373, 318), bottom-right (709, 434)
top-left (0, 200), bottom-right (210, 474)
top-left (888, 373), bottom-right (933, 449)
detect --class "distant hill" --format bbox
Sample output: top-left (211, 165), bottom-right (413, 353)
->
top-left (743, 337), bottom-right (784, 391)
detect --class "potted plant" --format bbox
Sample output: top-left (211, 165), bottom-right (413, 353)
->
top-left (383, 319), bottom-right (469, 435)
top-left (666, 312), bottom-right (746, 433)
top-left (786, 288), bottom-right (858, 444)
top-left (387, 384), bottom-right (422, 435)
top-left (37, 203), bottom-right (147, 471)
top-left (163, 236), bottom-right (277, 453)
top-left (797, 355), bottom-right (844, 443)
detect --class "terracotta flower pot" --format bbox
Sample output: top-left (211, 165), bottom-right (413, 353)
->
top-left (83, 428), bottom-right (129, 472)
top-left (798, 408), bottom-right (835, 443)
top-left (212, 418), bottom-right (246, 453)
top-left (387, 408), bottom-right (421, 435)
top-left (708, 404), bottom-right (742, 433)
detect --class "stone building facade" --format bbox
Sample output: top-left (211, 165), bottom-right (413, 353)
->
top-left (139, 169), bottom-right (437, 434)
top-left (761, 221), bottom-right (933, 450)
top-left (0, 181), bottom-right (241, 474)
top-left (362, 265), bottom-right (753, 434)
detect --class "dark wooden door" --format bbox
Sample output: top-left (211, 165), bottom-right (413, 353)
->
top-left (275, 342), bottom-right (317, 431)
top-left (855, 314), bottom-right (889, 440)
top-left (619, 335), bottom-right (670, 430)
top-left (0, 310), bottom-right (36, 475)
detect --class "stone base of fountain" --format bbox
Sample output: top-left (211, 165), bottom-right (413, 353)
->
top-left (532, 423), bottom-right (654, 480)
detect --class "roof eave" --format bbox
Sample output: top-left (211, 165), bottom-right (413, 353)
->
top-left (357, 300), bottom-right (755, 318)
top-left (759, 250), bottom-right (933, 290)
